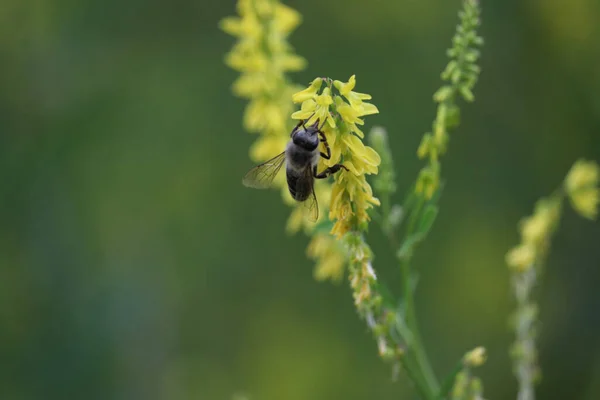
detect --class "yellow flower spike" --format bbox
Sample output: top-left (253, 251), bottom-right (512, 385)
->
top-left (293, 74), bottom-right (380, 243)
top-left (506, 244), bottom-right (536, 272)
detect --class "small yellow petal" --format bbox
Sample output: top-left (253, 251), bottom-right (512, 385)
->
top-left (219, 17), bottom-right (243, 36)
top-left (337, 103), bottom-right (364, 125)
top-left (342, 133), bottom-right (367, 157)
top-left (343, 160), bottom-right (363, 175)
top-left (277, 54), bottom-right (306, 72)
top-left (359, 102), bottom-right (379, 116)
top-left (315, 87), bottom-right (333, 106)
top-left (273, 4), bottom-right (302, 34)
top-left (291, 99), bottom-right (316, 120)
top-left (292, 78), bottom-right (322, 103)
top-left (363, 146), bottom-right (381, 166)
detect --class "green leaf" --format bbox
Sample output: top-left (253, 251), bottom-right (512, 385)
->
top-left (396, 232), bottom-right (425, 261)
top-left (417, 205), bottom-right (439, 236)
top-left (401, 187), bottom-right (419, 216)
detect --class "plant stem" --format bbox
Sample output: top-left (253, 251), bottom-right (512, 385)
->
top-left (401, 257), bottom-right (440, 396)
top-left (400, 351), bottom-right (436, 400)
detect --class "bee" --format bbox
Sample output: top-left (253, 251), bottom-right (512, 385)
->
top-left (242, 117), bottom-right (348, 221)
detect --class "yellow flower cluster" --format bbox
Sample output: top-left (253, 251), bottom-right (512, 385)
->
top-left (564, 159), bottom-right (599, 220)
top-left (222, 0), bottom-right (347, 281)
top-left (505, 198), bottom-right (561, 272)
top-left (506, 159), bottom-right (599, 272)
top-left (463, 347), bottom-right (487, 367)
top-left (221, 0), bottom-right (330, 231)
top-left (292, 76), bottom-right (381, 238)
top-left (451, 345), bottom-right (486, 400)
top-left (306, 232), bottom-right (346, 281)
top-left (220, 0), bottom-right (305, 163)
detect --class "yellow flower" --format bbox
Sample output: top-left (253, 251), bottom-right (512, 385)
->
top-left (564, 159), bottom-right (599, 220)
top-left (292, 75), bottom-right (380, 238)
top-left (564, 159), bottom-right (599, 194)
top-left (222, 0), bottom-right (305, 138)
top-left (292, 77), bottom-right (322, 103)
top-left (292, 86), bottom-right (336, 128)
top-left (464, 347), bottom-right (487, 367)
top-left (569, 188), bottom-right (599, 220)
top-left (332, 76), bottom-right (379, 139)
top-left (273, 2), bottom-right (302, 34)
top-left (220, 0), bottom-right (262, 39)
top-left (249, 135), bottom-right (289, 163)
top-left (519, 201), bottom-right (558, 245)
top-left (307, 233), bottom-right (346, 281)
top-left (506, 244), bottom-right (536, 272)
top-left (334, 75), bottom-right (377, 114)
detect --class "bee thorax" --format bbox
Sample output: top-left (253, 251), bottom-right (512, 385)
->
top-left (286, 141), bottom-right (319, 171)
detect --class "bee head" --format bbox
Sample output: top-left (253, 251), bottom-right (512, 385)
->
top-left (292, 120), bottom-right (320, 151)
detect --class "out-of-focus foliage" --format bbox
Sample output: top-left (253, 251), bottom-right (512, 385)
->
top-left (0, 0), bottom-right (599, 400)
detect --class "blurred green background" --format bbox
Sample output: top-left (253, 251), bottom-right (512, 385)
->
top-left (1, 0), bottom-right (600, 399)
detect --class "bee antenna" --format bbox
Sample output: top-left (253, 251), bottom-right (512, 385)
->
top-left (318, 116), bottom-right (328, 132)
top-left (302, 112), bottom-right (317, 130)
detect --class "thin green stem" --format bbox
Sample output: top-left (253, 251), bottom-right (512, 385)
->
top-left (401, 257), bottom-right (439, 395)
top-left (400, 351), bottom-right (436, 400)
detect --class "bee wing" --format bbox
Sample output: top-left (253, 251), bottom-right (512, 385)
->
top-left (242, 152), bottom-right (286, 189)
top-left (301, 169), bottom-right (319, 222)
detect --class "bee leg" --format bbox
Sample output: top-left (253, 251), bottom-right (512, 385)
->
top-left (313, 164), bottom-right (348, 179)
top-left (319, 137), bottom-right (331, 160)
top-left (318, 131), bottom-right (331, 160)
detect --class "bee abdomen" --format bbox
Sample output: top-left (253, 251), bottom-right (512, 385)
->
top-left (286, 168), bottom-right (311, 201)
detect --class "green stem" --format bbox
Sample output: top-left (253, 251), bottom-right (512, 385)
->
top-left (400, 352), bottom-right (436, 400)
top-left (401, 257), bottom-right (440, 395)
